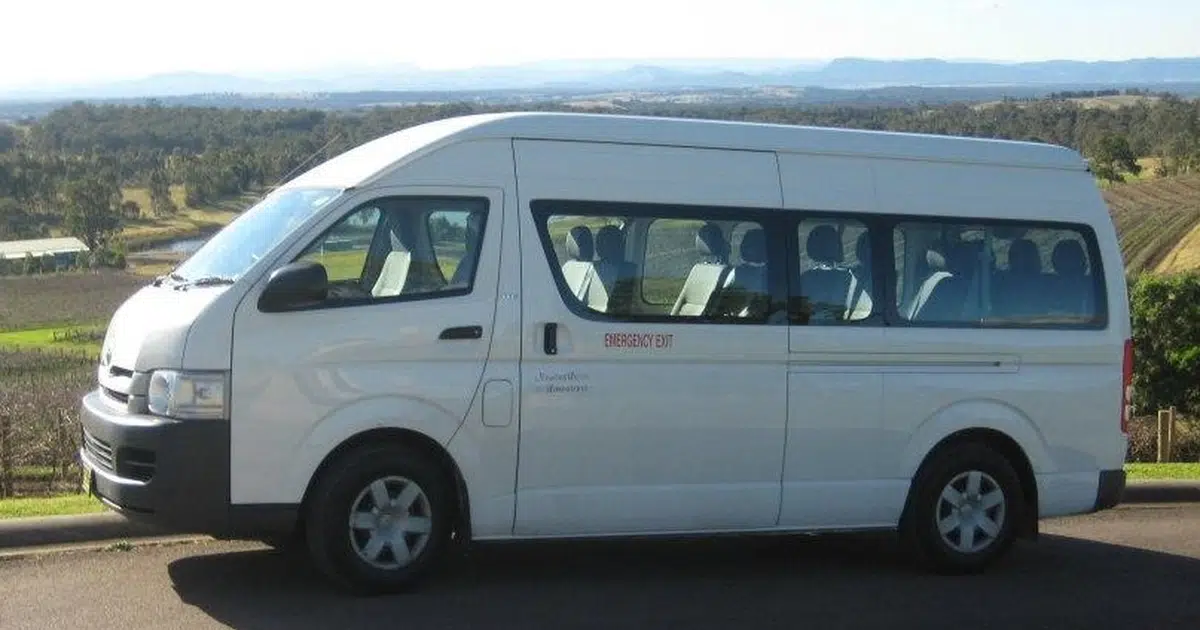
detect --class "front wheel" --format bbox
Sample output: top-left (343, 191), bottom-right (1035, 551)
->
top-left (303, 443), bottom-right (455, 595)
top-left (901, 442), bottom-right (1025, 574)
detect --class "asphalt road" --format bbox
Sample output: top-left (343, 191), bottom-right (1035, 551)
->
top-left (2, 504), bottom-right (1199, 630)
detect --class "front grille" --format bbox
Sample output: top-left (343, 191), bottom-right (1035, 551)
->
top-left (82, 429), bottom-right (115, 473)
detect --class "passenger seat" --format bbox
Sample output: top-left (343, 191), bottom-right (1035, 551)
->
top-left (1048, 239), bottom-right (1093, 317)
top-left (587, 225), bottom-right (638, 313)
top-left (711, 227), bottom-right (769, 318)
top-left (561, 226), bottom-right (596, 302)
top-left (671, 223), bottom-right (732, 317)
top-left (798, 225), bottom-right (856, 322)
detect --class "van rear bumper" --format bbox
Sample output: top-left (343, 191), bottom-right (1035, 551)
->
top-left (78, 389), bottom-right (296, 539)
top-left (1093, 469), bottom-right (1126, 511)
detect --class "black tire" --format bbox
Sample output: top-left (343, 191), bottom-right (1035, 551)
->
top-left (900, 441), bottom-right (1025, 575)
top-left (303, 442), bottom-right (455, 595)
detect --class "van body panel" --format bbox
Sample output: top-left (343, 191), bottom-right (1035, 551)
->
top-left (227, 179), bottom-right (507, 505)
top-left (511, 139), bottom-right (789, 536)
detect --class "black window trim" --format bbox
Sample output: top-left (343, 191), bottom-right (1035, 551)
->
top-left (261, 195), bottom-right (491, 314)
top-left (784, 207), bottom-right (1110, 331)
top-left (530, 198), bottom-right (790, 326)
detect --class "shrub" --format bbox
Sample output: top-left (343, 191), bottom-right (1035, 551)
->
top-left (1129, 272), bottom-right (1200, 418)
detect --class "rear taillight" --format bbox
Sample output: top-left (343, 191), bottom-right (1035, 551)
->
top-left (1121, 338), bottom-right (1134, 434)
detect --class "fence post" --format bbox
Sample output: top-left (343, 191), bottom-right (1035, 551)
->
top-left (1168, 406), bottom-right (1177, 463)
top-left (1157, 409), bottom-right (1174, 463)
top-left (0, 415), bottom-right (11, 498)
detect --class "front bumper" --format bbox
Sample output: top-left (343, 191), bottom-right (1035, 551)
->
top-left (79, 388), bottom-right (232, 535)
top-left (1093, 468), bottom-right (1126, 511)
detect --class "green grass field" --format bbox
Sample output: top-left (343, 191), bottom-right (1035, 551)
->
top-left (0, 493), bottom-right (105, 519)
top-left (1125, 463), bottom-right (1200, 480)
top-left (0, 325), bottom-right (104, 355)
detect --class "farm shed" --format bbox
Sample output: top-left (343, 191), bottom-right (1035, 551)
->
top-left (0, 236), bottom-right (89, 267)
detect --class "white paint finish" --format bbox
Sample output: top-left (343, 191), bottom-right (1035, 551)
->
top-left (512, 140), bottom-right (788, 536)
top-left (783, 326), bottom-right (890, 527)
top-left (513, 139), bottom-right (782, 208)
top-left (870, 159), bottom-right (1102, 219)
top-left (777, 153), bottom-right (877, 212)
top-left (480, 380), bottom-right (514, 428)
top-left (779, 481), bottom-right (910, 529)
top-left (99, 285), bottom-right (225, 377)
top-left (226, 185), bottom-right (505, 505)
top-left (880, 327), bottom-right (1125, 482)
top-left (279, 114), bottom-right (1085, 194)
top-left (1037, 472), bottom-right (1102, 518)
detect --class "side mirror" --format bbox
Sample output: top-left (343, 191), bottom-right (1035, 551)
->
top-left (257, 261), bottom-right (328, 312)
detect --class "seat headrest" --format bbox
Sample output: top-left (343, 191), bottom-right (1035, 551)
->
top-left (926, 249), bottom-right (947, 272)
top-left (566, 226), bottom-right (593, 261)
top-left (696, 223), bottom-right (728, 260)
top-left (740, 228), bottom-right (766, 264)
top-left (1007, 239), bottom-right (1041, 275)
top-left (1052, 240), bottom-right (1087, 277)
top-left (806, 225), bottom-right (843, 265)
top-left (946, 241), bottom-right (982, 275)
top-left (595, 225), bottom-right (624, 262)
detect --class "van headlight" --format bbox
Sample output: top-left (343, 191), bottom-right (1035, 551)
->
top-left (146, 370), bottom-right (227, 420)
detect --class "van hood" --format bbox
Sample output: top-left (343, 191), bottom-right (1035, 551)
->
top-left (100, 283), bottom-right (227, 377)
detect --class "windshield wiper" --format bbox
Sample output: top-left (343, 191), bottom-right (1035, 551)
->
top-left (189, 275), bottom-right (236, 287)
top-left (169, 275), bottom-right (236, 290)
top-left (152, 271), bottom-right (186, 287)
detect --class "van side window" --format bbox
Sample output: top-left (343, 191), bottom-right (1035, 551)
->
top-left (794, 218), bottom-right (875, 324)
top-left (893, 221), bottom-right (1103, 326)
top-left (536, 205), bottom-right (776, 323)
top-left (295, 196), bottom-right (488, 306)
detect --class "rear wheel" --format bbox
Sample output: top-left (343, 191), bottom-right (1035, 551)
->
top-left (901, 442), bottom-right (1024, 574)
top-left (303, 443), bottom-right (454, 595)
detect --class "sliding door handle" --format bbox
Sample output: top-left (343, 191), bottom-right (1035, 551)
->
top-left (439, 325), bottom-right (483, 340)
top-left (543, 322), bottom-right (558, 355)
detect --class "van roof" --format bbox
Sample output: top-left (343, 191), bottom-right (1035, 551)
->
top-left (286, 112), bottom-right (1089, 190)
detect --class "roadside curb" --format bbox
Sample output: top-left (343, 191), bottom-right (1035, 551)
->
top-left (0, 512), bottom-right (190, 551)
top-left (1122, 480), bottom-right (1200, 505)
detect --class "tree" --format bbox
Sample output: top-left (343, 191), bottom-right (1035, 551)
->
top-left (1088, 133), bottom-right (1143, 183)
top-left (61, 176), bottom-right (122, 252)
top-left (148, 166), bottom-right (176, 216)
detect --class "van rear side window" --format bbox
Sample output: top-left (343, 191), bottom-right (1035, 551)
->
top-left (894, 221), bottom-right (1106, 327)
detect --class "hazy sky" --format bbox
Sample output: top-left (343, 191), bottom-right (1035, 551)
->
top-left (2, 0), bottom-right (1198, 88)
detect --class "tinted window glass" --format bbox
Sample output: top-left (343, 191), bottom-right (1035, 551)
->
top-left (795, 218), bottom-right (875, 324)
top-left (295, 197), bottom-right (487, 307)
top-left (537, 204), bottom-right (774, 322)
top-left (893, 221), bottom-right (1102, 326)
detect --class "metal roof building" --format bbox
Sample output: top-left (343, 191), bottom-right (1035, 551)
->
top-left (0, 236), bottom-right (89, 260)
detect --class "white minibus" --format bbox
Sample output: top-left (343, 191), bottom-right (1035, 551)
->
top-left (79, 112), bottom-right (1131, 594)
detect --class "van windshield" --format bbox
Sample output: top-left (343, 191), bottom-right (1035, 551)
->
top-left (168, 187), bottom-right (343, 284)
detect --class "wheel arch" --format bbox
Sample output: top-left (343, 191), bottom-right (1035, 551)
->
top-left (298, 427), bottom-right (472, 543)
top-left (902, 427), bottom-right (1041, 539)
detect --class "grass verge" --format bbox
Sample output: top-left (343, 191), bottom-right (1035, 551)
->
top-left (0, 493), bottom-right (106, 520)
top-left (0, 325), bottom-right (104, 355)
top-left (1125, 462), bottom-right (1200, 480)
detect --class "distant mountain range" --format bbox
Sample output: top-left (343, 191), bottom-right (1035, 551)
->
top-left (4, 56), bottom-right (1200, 102)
